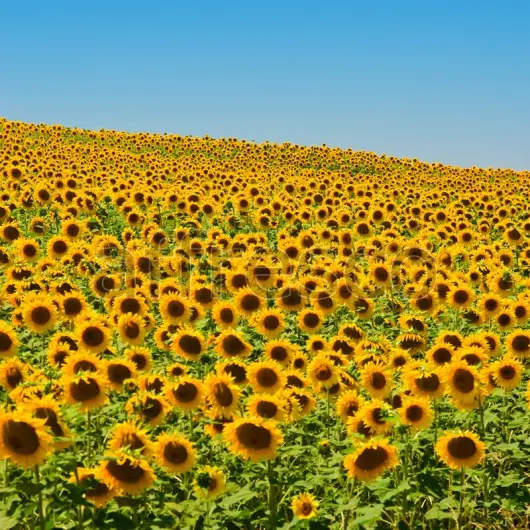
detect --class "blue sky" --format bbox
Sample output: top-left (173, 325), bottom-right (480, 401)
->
top-left (1, 1), bottom-right (529, 169)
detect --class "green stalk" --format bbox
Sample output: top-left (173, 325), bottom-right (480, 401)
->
top-left (35, 466), bottom-right (45, 530)
top-left (267, 459), bottom-right (277, 530)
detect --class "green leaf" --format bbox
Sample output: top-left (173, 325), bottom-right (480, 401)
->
top-left (0, 513), bottom-right (18, 529)
top-left (351, 504), bottom-right (384, 525)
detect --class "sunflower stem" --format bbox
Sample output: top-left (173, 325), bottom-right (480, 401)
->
top-left (458, 468), bottom-right (465, 529)
top-left (188, 412), bottom-right (194, 439)
top-left (267, 459), bottom-right (277, 530)
top-left (86, 410), bottom-right (92, 464)
top-left (433, 399), bottom-right (438, 447)
top-left (35, 466), bottom-right (45, 530)
top-left (326, 389), bottom-right (331, 441)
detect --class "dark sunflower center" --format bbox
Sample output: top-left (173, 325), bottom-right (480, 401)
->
top-left (173, 382), bottom-right (198, 403)
top-left (70, 378), bottom-right (100, 401)
top-left (213, 382), bottom-right (233, 407)
top-left (31, 306), bottom-right (51, 326)
top-left (499, 365), bottom-right (516, 380)
top-left (179, 335), bottom-right (202, 356)
top-left (163, 441), bottom-right (188, 464)
top-left (64, 297), bottom-right (82, 316)
top-left (107, 459), bottom-right (145, 484)
top-left (453, 368), bottom-right (475, 393)
top-left (223, 364), bottom-right (246, 383)
top-left (415, 374), bottom-right (440, 393)
top-left (241, 294), bottom-right (260, 312)
top-left (108, 364), bottom-right (132, 384)
top-left (235, 423), bottom-right (272, 450)
top-left (74, 360), bottom-right (97, 373)
top-left (511, 335), bottom-right (530, 352)
top-left (121, 299), bottom-right (141, 314)
top-left (405, 405), bottom-right (423, 422)
top-left (270, 346), bottom-right (288, 362)
top-left (6, 367), bottom-right (23, 388)
top-left (355, 446), bottom-right (388, 471)
top-left (124, 321), bottom-right (141, 339)
top-left (301, 502), bottom-right (313, 516)
top-left (82, 327), bottom-right (104, 347)
top-left (433, 347), bottom-right (452, 364)
top-left (282, 288), bottom-right (302, 307)
top-left (370, 372), bottom-right (386, 390)
top-left (143, 397), bottom-right (162, 419)
top-left (263, 315), bottom-right (280, 330)
top-left (303, 313), bottom-right (320, 328)
top-left (2, 420), bottom-right (40, 455)
top-left (217, 307), bottom-right (233, 324)
top-left (447, 436), bottom-right (477, 459)
top-left (222, 335), bottom-right (246, 356)
top-left (416, 296), bottom-right (433, 310)
top-left (194, 287), bottom-right (214, 305)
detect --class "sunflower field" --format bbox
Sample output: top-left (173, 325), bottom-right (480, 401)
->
top-left (0, 117), bottom-right (529, 530)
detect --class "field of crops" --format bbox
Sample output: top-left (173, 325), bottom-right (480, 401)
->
top-left (0, 117), bottom-right (529, 529)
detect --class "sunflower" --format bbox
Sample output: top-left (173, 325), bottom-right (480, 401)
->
top-left (247, 361), bottom-right (286, 394)
top-left (426, 342), bottom-right (455, 366)
top-left (125, 392), bottom-right (168, 426)
top-left (443, 361), bottom-right (484, 405)
top-left (346, 416), bottom-right (375, 438)
top-left (216, 360), bottom-right (248, 386)
top-left (353, 296), bottom-right (375, 320)
top-left (336, 390), bottom-right (365, 422)
top-left (223, 417), bottom-right (283, 462)
top-left (214, 330), bottom-right (252, 359)
top-left (193, 466), bottom-right (226, 499)
top-left (357, 400), bottom-right (394, 435)
top-left (59, 292), bottom-right (87, 320)
top-left (14, 238), bottom-right (41, 263)
top-left (117, 313), bottom-right (146, 346)
top-left (165, 377), bottom-right (204, 411)
top-left (489, 356), bottom-right (523, 391)
top-left (276, 283), bottom-right (306, 312)
top-left (108, 421), bottom-right (153, 456)
top-left (0, 318), bottom-right (18, 351)
top-left (71, 468), bottom-right (115, 508)
top-left (478, 294), bottom-right (503, 319)
top-left (62, 352), bottom-right (102, 378)
top-left (76, 319), bottom-right (110, 354)
top-left (435, 431), bottom-right (486, 469)
top-left (264, 340), bottom-right (293, 367)
top-left (307, 353), bottom-right (338, 389)
top-left (126, 346), bottom-right (153, 372)
top-left (99, 452), bottom-right (155, 495)
top-left (63, 374), bottom-right (108, 411)
top-left (0, 410), bottom-right (53, 468)
top-left (247, 393), bottom-right (286, 422)
top-left (253, 309), bottom-right (285, 338)
top-left (22, 395), bottom-right (71, 449)
top-left (167, 362), bottom-right (188, 379)
top-left (105, 359), bottom-right (136, 391)
top-left (399, 396), bottom-right (433, 432)
top-left (159, 294), bottom-right (190, 325)
top-left (204, 373), bottom-right (241, 418)
top-left (505, 330), bottom-right (530, 358)
top-left (458, 346), bottom-right (488, 367)
top-left (22, 296), bottom-right (57, 334)
top-left (154, 433), bottom-right (195, 474)
top-left (0, 358), bottom-right (29, 391)
top-left (212, 301), bottom-right (239, 329)
top-left (344, 439), bottom-right (398, 481)
top-left (291, 492), bottom-right (318, 520)
top-left (172, 327), bottom-right (205, 361)
top-left (403, 364), bottom-right (445, 399)
top-left (284, 388), bottom-right (316, 420)
top-left (297, 308), bottom-right (324, 334)
top-left (360, 363), bottom-right (393, 398)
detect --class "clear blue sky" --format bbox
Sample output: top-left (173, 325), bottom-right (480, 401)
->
top-left (1, 1), bottom-right (529, 169)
